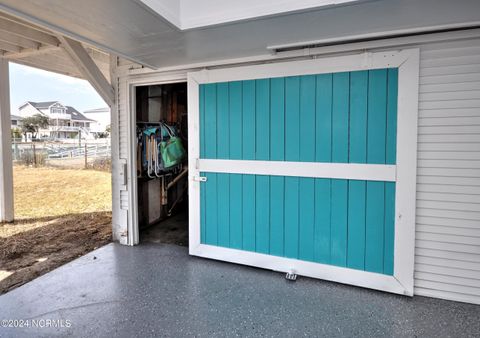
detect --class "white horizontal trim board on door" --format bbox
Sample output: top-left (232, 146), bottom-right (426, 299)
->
top-left (195, 49), bottom-right (415, 83)
top-left (195, 244), bottom-right (406, 295)
top-left (198, 159), bottom-right (396, 182)
top-left (188, 48), bottom-right (420, 296)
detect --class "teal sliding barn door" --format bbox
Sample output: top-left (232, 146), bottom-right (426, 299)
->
top-left (199, 69), bottom-right (398, 276)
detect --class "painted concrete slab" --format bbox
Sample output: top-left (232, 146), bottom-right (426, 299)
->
top-left (0, 243), bottom-right (479, 337)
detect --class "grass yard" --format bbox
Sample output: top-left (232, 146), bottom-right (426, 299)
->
top-left (14, 166), bottom-right (111, 219)
top-left (0, 166), bottom-right (112, 294)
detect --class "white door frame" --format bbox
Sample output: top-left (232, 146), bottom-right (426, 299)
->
top-left (125, 72), bottom-right (188, 245)
top-left (188, 49), bottom-right (420, 295)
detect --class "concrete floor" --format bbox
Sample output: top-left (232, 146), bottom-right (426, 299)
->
top-left (0, 243), bottom-right (479, 338)
top-left (140, 210), bottom-right (188, 246)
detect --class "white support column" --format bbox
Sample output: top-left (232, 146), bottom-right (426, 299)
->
top-left (0, 58), bottom-right (13, 222)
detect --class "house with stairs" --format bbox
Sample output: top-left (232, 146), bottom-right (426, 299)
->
top-left (17, 101), bottom-right (96, 140)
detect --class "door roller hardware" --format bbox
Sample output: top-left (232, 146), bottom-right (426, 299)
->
top-left (193, 176), bottom-right (207, 182)
top-left (286, 270), bottom-right (297, 281)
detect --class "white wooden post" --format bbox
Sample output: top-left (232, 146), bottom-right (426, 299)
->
top-left (0, 59), bottom-right (14, 222)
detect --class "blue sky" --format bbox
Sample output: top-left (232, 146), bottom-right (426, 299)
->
top-left (9, 63), bottom-right (107, 114)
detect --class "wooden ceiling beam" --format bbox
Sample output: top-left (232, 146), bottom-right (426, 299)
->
top-left (0, 12), bottom-right (54, 35)
top-left (0, 30), bottom-right (39, 49)
top-left (3, 45), bottom-right (58, 59)
top-left (0, 17), bottom-right (59, 46)
top-left (12, 59), bottom-right (82, 78)
top-left (0, 40), bottom-right (20, 53)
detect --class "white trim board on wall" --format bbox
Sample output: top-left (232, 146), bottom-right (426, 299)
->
top-left (125, 74), bottom-right (188, 246)
top-left (188, 48), bottom-right (420, 296)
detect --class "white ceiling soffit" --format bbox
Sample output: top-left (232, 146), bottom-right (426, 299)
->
top-left (140, 0), bottom-right (362, 30)
top-left (0, 0), bottom-right (478, 69)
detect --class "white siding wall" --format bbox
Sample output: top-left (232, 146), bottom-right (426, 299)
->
top-left (111, 59), bottom-right (129, 244)
top-left (415, 38), bottom-right (480, 304)
top-left (112, 34), bottom-right (480, 304)
top-left (118, 75), bottom-right (130, 212)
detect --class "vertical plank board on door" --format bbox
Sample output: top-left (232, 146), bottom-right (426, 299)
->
top-left (217, 179), bottom-right (230, 244)
top-left (270, 77), bottom-right (285, 256)
top-left (217, 83), bottom-right (230, 247)
top-left (204, 84), bottom-right (218, 245)
top-left (347, 70), bottom-right (368, 270)
top-left (330, 179), bottom-right (347, 267)
top-left (229, 81), bottom-right (243, 249)
top-left (315, 74), bottom-right (333, 162)
top-left (347, 181), bottom-right (366, 269)
top-left (255, 79), bottom-right (270, 253)
top-left (314, 74), bottom-right (333, 263)
top-left (204, 173), bottom-right (218, 245)
top-left (331, 72), bottom-right (350, 267)
top-left (365, 181), bottom-right (385, 273)
top-left (242, 80), bottom-right (256, 161)
top-left (365, 69), bottom-right (388, 273)
top-left (270, 78), bottom-right (285, 161)
top-left (366, 70), bottom-right (388, 165)
top-left (270, 178), bottom-right (284, 256)
top-left (200, 85), bottom-right (206, 158)
top-left (255, 79), bottom-right (270, 161)
top-left (242, 80), bottom-right (256, 251)
top-left (384, 182), bottom-right (395, 275)
top-left (255, 176), bottom-right (270, 254)
top-left (384, 68), bottom-right (398, 275)
top-left (242, 174), bottom-right (256, 251)
top-left (349, 71), bottom-right (368, 164)
top-left (284, 76), bottom-right (300, 258)
top-left (199, 85), bottom-right (206, 243)
top-left (386, 68), bottom-right (398, 166)
top-left (229, 174), bottom-right (243, 249)
top-left (299, 75), bottom-right (316, 261)
top-left (284, 177), bottom-right (299, 259)
top-left (332, 73), bottom-right (350, 163)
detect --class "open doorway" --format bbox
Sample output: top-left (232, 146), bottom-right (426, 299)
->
top-left (135, 82), bottom-right (189, 246)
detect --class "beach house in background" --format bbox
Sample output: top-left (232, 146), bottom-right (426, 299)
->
top-left (83, 107), bottom-right (110, 136)
top-left (10, 115), bottom-right (22, 129)
top-left (16, 101), bottom-right (95, 139)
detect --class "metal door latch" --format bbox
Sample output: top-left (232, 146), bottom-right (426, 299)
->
top-left (192, 176), bottom-right (207, 182)
top-left (285, 271), bottom-right (297, 281)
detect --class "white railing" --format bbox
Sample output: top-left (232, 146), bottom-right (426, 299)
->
top-left (48, 113), bottom-right (71, 119)
top-left (40, 126), bottom-right (91, 132)
top-left (48, 126), bottom-right (81, 132)
top-left (11, 140), bottom-right (111, 162)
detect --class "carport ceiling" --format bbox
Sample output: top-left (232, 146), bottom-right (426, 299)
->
top-left (138, 0), bottom-right (362, 30)
top-left (0, 0), bottom-right (479, 70)
top-left (0, 11), bottom-right (110, 80)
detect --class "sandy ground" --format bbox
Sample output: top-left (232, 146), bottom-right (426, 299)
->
top-left (0, 166), bottom-right (112, 294)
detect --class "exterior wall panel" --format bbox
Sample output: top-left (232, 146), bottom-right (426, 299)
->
top-left (415, 38), bottom-right (480, 304)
